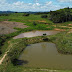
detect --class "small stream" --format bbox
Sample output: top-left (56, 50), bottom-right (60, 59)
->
top-left (19, 42), bottom-right (72, 69)
top-left (13, 30), bottom-right (60, 39)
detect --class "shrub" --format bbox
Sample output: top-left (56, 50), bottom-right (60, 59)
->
top-left (43, 38), bottom-right (49, 41)
top-left (33, 22), bottom-right (37, 26)
top-left (41, 15), bottom-right (48, 18)
top-left (15, 12), bottom-right (18, 13)
top-left (50, 7), bottom-right (72, 23)
top-left (43, 33), bottom-right (47, 36)
top-left (23, 13), bottom-right (30, 16)
top-left (0, 14), bottom-right (9, 16)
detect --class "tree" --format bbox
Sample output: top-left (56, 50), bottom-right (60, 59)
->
top-left (49, 8), bottom-right (72, 23)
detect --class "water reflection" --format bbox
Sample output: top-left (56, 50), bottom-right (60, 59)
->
top-left (14, 30), bottom-right (60, 39)
top-left (12, 59), bottom-right (28, 66)
top-left (19, 42), bottom-right (72, 69)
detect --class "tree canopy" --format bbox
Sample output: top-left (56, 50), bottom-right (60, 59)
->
top-left (50, 7), bottom-right (72, 23)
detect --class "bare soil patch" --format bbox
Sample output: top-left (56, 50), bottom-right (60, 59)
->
top-left (68, 29), bottom-right (72, 33)
top-left (54, 28), bottom-right (65, 31)
top-left (28, 20), bottom-right (46, 23)
top-left (52, 25), bottom-right (56, 27)
top-left (0, 21), bottom-right (28, 34)
top-left (68, 24), bottom-right (72, 26)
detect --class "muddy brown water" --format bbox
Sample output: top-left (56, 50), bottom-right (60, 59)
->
top-left (19, 42), bottom-right (72, 69)
top-left (13, 30), bottom-right (60, 39)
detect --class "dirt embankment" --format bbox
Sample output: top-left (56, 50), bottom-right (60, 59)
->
top-left (0, 21), bottom-right (28, 34)
top-left (0, 51), bottom-right (9, 65)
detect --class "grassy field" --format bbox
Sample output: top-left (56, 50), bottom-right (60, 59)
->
top-left (0, 13), bottom-right (72, 32)
top-left (48, 32), bottom-right (72, 54)
top-left (0, 13), bottom-right (72, 72)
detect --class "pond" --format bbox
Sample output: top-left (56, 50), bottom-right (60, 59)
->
top-left (19, 42), bottom-right (72, 69)
top-left (13, 30), bottom-right (60, 39)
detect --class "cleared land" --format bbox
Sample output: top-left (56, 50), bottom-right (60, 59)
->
top-left (0, 21), bottom-right (28, 34)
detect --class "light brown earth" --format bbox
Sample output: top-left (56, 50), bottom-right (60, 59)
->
top-left (0, 21), bottom-right (28, 34)
top-left (68, 29), bottom-right (72, 33)
top-left (28, 20), bottom-right (46, 23)
top-left (68, 24), bottom-right (72, 26)
top-left (0, 50), bottom-right (9, 65)
top-left (52, 25), bottom-right (56, 27)
top-left (54, 28), bottom-right (66, 31)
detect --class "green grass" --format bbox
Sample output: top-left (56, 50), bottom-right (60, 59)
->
top-left (0, 13), bottom-right (55, 32)
top-left (48, 32), bottom-right (72, 54)
top-left (0, 13), bottom-right (72, 72)
top-left (1, 13), bottom-right (72, 31)
top-left (0, 13), bottom-right (54, 25)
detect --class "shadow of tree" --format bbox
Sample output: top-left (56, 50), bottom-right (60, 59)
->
top-left (43, 38), bottom-right (49, 41)
top-left (12, 59), bottom-right (28, 66)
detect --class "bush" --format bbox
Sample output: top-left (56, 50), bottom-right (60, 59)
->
top-left (0, 35), bottom-right (7, 55)
top-left (35, 12), bottom-right (49, 15)
top-left (43, 33), bottom-right (46, 36)
top-left (50, 7), bottom-right (72, 23)
top-left (33, 22), bottom-right (37, 26)
top-left (41, 15), bottom-right (48, 18)
top-left (0, 14), bottom-right (9, 16)
top-left (43, 38), bottom-right (49, 41)
top-left (23, 13), bottom-right (30, 16)
top-left (15, 12), bottom-right (18, 13)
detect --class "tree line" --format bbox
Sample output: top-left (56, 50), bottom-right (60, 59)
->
top-left (49, 7), bottom-right (72, 23)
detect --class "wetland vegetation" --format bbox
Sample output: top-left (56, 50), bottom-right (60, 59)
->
top-left (0, 7), bottom-right (72, 72)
